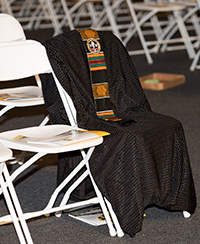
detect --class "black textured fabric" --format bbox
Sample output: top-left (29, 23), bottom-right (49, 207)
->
top-left (41, 30), bottom-right (196, 237)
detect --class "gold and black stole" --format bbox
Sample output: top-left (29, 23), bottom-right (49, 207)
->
top-left (77, 29), bottom-right (121, 121)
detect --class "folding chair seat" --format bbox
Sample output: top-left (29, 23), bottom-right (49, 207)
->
top-left (41, 29), bottom-right (196, 237)
top-left (0, 34), bottom-right (124, 241)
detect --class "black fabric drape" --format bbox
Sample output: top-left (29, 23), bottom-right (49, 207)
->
top-left (41, 30), bottom-right (196, 237)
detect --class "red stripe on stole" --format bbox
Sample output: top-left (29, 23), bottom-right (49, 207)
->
top-left (89, 59), bottom-right (105, 64)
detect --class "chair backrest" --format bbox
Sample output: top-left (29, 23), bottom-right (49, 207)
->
top-left (0, 13), bottom-right (26, 42)
top-left (0, 40), bottom-right (51, 81)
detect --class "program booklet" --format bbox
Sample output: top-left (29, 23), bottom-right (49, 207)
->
top-left (12, 129), bottom-right (110, 146)
top-left (68, 207), bottom-right (106, 226)
top-left (0, 93), bottom-right (41, 101)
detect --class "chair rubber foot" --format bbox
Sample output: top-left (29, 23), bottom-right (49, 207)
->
top-left (117, 230), bottom-right (124, 237)
top-left (55, 211), bottom-right (62, 218)
top-left (109, 229), bottom-right (117, 237)
top-left (183, 211), bottom-right (191, 218)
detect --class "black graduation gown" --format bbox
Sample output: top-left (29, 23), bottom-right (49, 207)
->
top-left (41, 30), bottom-right (196, 237)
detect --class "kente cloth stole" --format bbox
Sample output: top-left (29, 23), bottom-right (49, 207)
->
top-left (77, 29), bottom-right (121, 122)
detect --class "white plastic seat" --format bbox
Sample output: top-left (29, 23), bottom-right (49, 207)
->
top-left (0, 35), bottom-right (124, 241)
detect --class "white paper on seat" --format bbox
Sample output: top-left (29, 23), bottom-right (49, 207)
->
top-left (0, 93), bottom-right (42, 101)
top-left (12, 129), bottom-right (109, 146)
top-left (68, 207), bottom-right (106, 226)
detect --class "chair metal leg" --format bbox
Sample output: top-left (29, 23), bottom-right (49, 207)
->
top-left (39, 115), bottom-right (49, 126)
top-left (125, 0), bottom-right (154, 64)
top-left (173, 10), bottom-right (195, 59)
top-left (0, 152), bottom-right (46, 195)
top-left (53, 147), bottom-right (119, 237)
top-left (104, 198), bottom-right (124, 237)
top-left (190, 49), bottom-right (200, 71)
top-left (87, 166), bottom-right (117, 237)
top-left (82, 149), bottom-right (117, 237)
top-left (0, 105), bottom-right (14, 117)
top-left (0, 162), bottom-right (33, 244)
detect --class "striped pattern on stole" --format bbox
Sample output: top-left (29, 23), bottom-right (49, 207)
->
top-left (78, 29), bottom-right (121, 121)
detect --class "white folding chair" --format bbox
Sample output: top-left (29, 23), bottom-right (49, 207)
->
top-left (40, 0), bottom-right (122, 37)
top-left (123, 0), bottom-right (196, 64)
top-left (0, 38), bottom-right (124, 241)
top-left (0, 0), bottom-right (57, 31)
top-left (160, 0), bottom-right (200, 53)
top-left (172, 0), bottom-right (200, 70)
top-left (0, 145), bottom-right (33, 244)
top-left (0, 13), bottom-right (49, 127)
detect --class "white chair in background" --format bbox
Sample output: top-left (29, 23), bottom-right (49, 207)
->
top-left (90, 0), bottom-right (133, 41)
top-left (0, 0), bottom-right (38, 30)
top-left (160, 0), bottom-right (200, 53)
top-left (0, 0), bottom-right (58, 31)
top-left (166, 0), bottom-right (200, 71)
top-left (124, 0), bottom-right (196, 64)
top-left (43, 0), bottom-right (107, 34)
top-left (39, 0), bottom-right (122, 37)
top-left (0, 37), bottom-right (124, 241)
top-left (84, 0), bottom-right (196, 63)
top-left (0, 145), bottom-right (33, 244)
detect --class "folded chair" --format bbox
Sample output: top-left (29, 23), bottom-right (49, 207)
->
top-left (41, 29), bottom-right (196, 237)
top-left (0, 34), bottom-right (124, 242)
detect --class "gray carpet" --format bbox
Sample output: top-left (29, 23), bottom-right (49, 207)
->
top-left (0, 29), bottom-right (199, 243)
